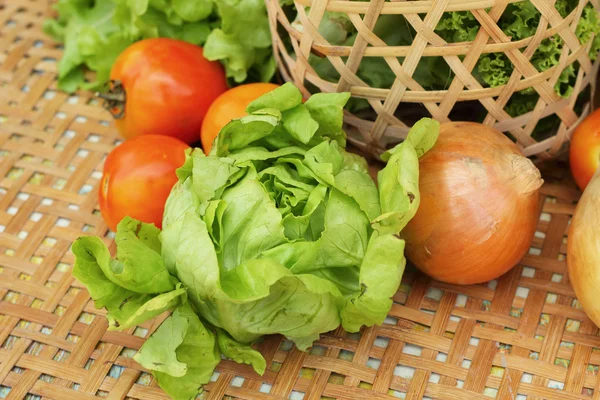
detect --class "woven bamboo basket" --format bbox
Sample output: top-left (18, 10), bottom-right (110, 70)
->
top-left (267, 0), bottom-right (600, 159)
top-left (4, 1), bottom-right (600, 400)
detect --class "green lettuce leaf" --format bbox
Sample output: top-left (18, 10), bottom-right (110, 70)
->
top-left (45, 0), bottom-right (274, 92)
top-left (204, 0), bottom-right (273, 82)
top-left (216, 113), bottom-right (281, 155)
top-left (373, 119), bottom-right (439, 234)
top-left (43, 0), bottom-right (134, 92)
top-left (106, 286), bottom-right (186, 330)
top-left (341, 233), bottom-right (406, 332)
top-left (282, 104), bottom-right (320, 144)
top-left (305, 92), bottom-right (351, 138)
top-left (71, 219), bottom-right (186, 330)
top-left (247, 82), bottom-right (303, 113)
top-left (73, 84), bottom-right (440, 397)
top-left (314, 189), bottom-right (369, 269)
top-left (134, 302), bottom-right (221, 400)
top-left (218, 178), bottom-right (287, 269)
top-left (133, 303), bottom-right (190, 378)
top-left (216, 328), bottom-right (266, 374)
top-left (334, 169), bottom-right (380, 221)
top-left (172, 0), bottom-right (212, 22)
top-left (75, 217), bottom-right (177, 293)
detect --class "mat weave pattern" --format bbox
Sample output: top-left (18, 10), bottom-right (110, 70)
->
top-left (2, 1), bottom-right (600, 399)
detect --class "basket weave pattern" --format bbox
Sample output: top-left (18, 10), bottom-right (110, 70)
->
top-left (2, 1), bottom-right (600, 399)
top-left (267, 0), bottom-right (600, 158)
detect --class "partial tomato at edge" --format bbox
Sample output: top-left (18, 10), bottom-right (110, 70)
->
top-left (201, 83), bottom-right (280, 154)
top-left (570, 108), bottom-right (600, 190)
top-left (108, 38), bottom-right (228, 144)
top-left (99, 135), bottom-right (189, 231)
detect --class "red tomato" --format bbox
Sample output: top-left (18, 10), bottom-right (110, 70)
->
top-left (201, 83), bottom-right (280, 154)
top-left (99, 135), bottom-right (189, 231)
top-left (108, 38), bottom-right (228, 144)
top-left (570, 108), bottom-right (600, 190)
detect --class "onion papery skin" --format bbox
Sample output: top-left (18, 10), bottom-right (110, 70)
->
top-left (402, 122), bottom-right (543, 285)
top-left (568, 169), bottom-right (600, 327)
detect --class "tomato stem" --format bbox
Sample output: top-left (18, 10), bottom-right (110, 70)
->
top-left (97, 80), bottom-right (126, 119)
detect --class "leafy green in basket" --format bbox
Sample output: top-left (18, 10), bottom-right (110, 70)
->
top-left (305, 0), bottom-right (600, 118)
top-left (72, 83), bottom-right (439, 400)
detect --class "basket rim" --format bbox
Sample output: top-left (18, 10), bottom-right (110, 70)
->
top-left (293, 0), bottom-right (524, 14)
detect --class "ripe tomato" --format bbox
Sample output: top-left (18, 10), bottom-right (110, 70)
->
top-left (99, 135), bottom-right (189, 231)
top-left (200, 83), bottom-right (280, 154)
top-left (570, 108), bottom-right (600, 190)
top-left (107, 38), bottom-right (228, 144)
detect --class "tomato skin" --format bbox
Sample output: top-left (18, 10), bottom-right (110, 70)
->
top-left (99, 135), bottom-right (189, 231)
top-left (570, 108), bottom-right (600, 190)
top-left (111, 38), bottom-right (228, 144)
top-left (201, 83), bottom-right (280, 154)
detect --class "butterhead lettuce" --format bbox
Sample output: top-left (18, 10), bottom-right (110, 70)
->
top-left (72, 83), bottom-right (439, 400)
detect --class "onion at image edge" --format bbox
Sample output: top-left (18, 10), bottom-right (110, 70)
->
top-left (402, 122), bottom-right (543, 285)
top-left (568, 169), bottom-right (600, 327)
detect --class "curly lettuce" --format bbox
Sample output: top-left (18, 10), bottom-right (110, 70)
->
top-left (306, 0), bottom-right (600, 117)
top-left (44, 0), bottom-right (273, 91)
top-left (432, 0), bottom-right (600, 116)
top-left (72, 83), bottom-right (439, 400)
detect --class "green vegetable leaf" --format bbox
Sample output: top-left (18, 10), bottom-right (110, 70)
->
top-left (172, 0), bottom-right (212, 22)
top-left (281, 184), bottom-right (327, 240)
top-left (383, 118), bottom-right (440, 160)
top-left (312, 266), bottom-right (360, 296)
top-left (167, 212), bottom-right (221, 304)
top-left (373, 142), bottom-right (419, 235)
top-left (135, 303), bottom-right (221, 400)
top-left (78, 29), bottom-right (132, 90)
top-left (341, 233), bottom-right (406, 332)
top-left (72, 224), bottom-right (185, 330)
top-left (204, 29), bottom-right (256, 82)
top-left (316, 189), bottom-right (369, 268)
top-left (219, 178), bottom-right (287, 269)
top-left (110, 217), bottom-right (178, 293)
top-left (373, 120), bottom-right (439, 234)
top-left (342, 151), bottom-right (369, 174)
top-left (72, 236), bottom-right (128, 310)
top-left (47, 0), bottom-right (273, 91)
top-left (216, 113), bottom-right (280, 155)
top-left (334, 169), bottom-right (380, 221)
top-left (106, 285), bottom-right (186, 331)
top-left (227, 146), bottom-right (306, 164)
top-left (191, 155), bottom-right (240, 204)
top-left (216, 271), bottom-right (343, 347)
top-left (134, 304), bottom-right (190, 377)
top-left (73, 217), bottom-right (177, 294)
top-left (305, 92), bottom-right (351, 137)
top-left (303, 140), bottom-right (344, 186)
top-left (203, 0), bottom-right (273, 82)
top-left (215, 0), bottom-right (271, 47)
top-left (216, 329), bottom-right (266, 374)
top-left (435, 11), bottom-right (478, 43)
top-left (163, 179), bottom-right (198, 231)
top-left (74, 84), bottom-right (439, 396)
top-left (247, 82), bottom-right (303, 113)
top-left (180, 21), bottom-right (212, 45)
top-left (220, 258), bottom-right (294, 301)
top-left (282, 104), bottom-right (320, 144)
top-left (46, 0), bottom-right (135, 92)
top-left (317, 12), bottom-right (353, 45)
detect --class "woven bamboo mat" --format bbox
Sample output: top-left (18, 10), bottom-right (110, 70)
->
top-left (1, 1), bottom-right (600, 400)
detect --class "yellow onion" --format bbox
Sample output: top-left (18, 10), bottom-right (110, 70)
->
top-left (402, 122), bottom-right (543, 284)
top-left (568, 169), bottom-right (600, 327)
